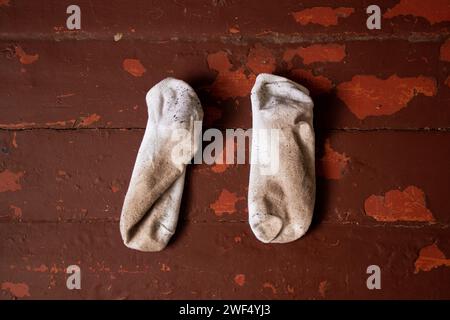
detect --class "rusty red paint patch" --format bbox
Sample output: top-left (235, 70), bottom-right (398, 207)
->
top-left (110, 180), bottom-right (121, 193)
top-left (1, 282), bottom-right (30, 298)
top-left (210, 189), bottom-right (241, 216)
top-left (78, 114), bottom-right (101, 127)
top-left (0, 170), bottom-right (24, 192)
top-left (414, 243), bottom-right (450, 273)
top-left (9, 205), bottom-right (22, 219)
top-left (14, 45), bottom-right (39, 65)
top-left (440, 39), bottom-right (450, 62)
top-left (207, 51), bottom-right (255, 99)
top-left (318, 139), bottom-right (350, 180)
top-left (337, 75), bottom-right (437, 119)
top-left (384, 0), bottom-right (450, 25)
top-left (364, 186), bottom-right (434, 222)
top-left (229, 26), bottom-right (240, 34)
top-left (123, 58), bottom-right (146, 77)
top-left (160, 263), bottom-right (171, 272)
top-left (234, 274), bottom-right (246, 286)
top-left (318, 280), bottom-right (329, 298)
top-left (263, 282), bottom-right (277, 294)
top-left (292, 7), bottom-right (355, 26)
top-left (291, 69), bottom-right (333, 95)
top-left (11, 132), bottom-right (18, 148)
top-left (284, 44), bottom-right (346, 66)
top-left (445, 76), bottom-right (450, 88)
top-left (0, 0), bottom-right (10, 6)
top-left (246, 43), bottom-right (276, 74)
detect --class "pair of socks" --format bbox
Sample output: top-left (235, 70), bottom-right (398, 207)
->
top-left (120, 74), bottom-right (315, 252)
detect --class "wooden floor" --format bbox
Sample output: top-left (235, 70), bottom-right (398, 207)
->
top-left (1, 0), bottom-right (450, 299)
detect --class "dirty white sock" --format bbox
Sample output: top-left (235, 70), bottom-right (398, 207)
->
top-left (120, 78), bottom-right (203, 252)
top-left (249, 73), bottom-right (315, 243)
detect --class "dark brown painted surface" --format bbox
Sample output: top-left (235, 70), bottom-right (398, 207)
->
top-left (0, 0), bottom-right (449, 299)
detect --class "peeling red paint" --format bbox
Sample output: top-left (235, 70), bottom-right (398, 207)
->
top-left (263, 282), bottom-right (277, 294)
top-left (234, 274), bottom-right (246, 286)
top-left (414, 243), bottom-right (450, 273)
top-left (12, 132), bottom-right (18, 148)
top-left (445, 76), bottom-right (450, 88)
top-left (9, 205), bottom-right (22, 219)
top-left (384, 0), bottom-right (450, 25)
top-left (284, 44), bottom-right (346, 66)
top-left (291, 69), bottom-right (333, 95)
top-left (210, 189), bottom-right (241, 216)
top-left (0, 170), bottom-right (24, 192)
top-left (14, 45), bottom-right (39, 65)
top-left (160, 263), bottom-right (171, 272)
top-left (337, 75), bottom-right (437, 119)
top-left (318, 139), bottom-right (350, 180)
top-left (78, 113), bottom-right (101, 127)
top-left (292, 7), bottom-right (355, 26)
top-left (111, 180), bottom-right (121, 193)
top-left (229, 26), bottom-right (240, 34)
top-left (319, 280), bottom-right (329, 297)
top-left (0, 114), bottom-right (100, 129)
top-left (207, 51), bottom-right (255, 99)
top-left (440, 39), bottom-right (450, 62)
top-left (1, 282), bottom-right (30, 298)
top-left (364, 186), bottom-right (435, 222)
top-left (123, 58), bottom-right (146, 77)
top-left (246, 44), bottom-right (276, 74)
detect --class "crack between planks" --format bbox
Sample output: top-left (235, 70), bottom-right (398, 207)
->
top-left (0, 219), bottom-right (449, 229)
top-left (1, 127), bottom-right (450, 132)
top-left (0, 32), bottom-right (449, 44)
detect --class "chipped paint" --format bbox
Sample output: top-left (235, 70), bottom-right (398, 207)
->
top-left (1, 282), bottom-right (30, 298)
top-left (160, 263), bottom-right (171, 272)
top-left (234, 274), bottom-right (246, 286)
top-left (77, 113), bottom-right (101, 127)
top-left (318, 139), bottom-right (350, 180)
top-left (337, 75), bottom-right (437, 119)
top-left (110, 180), bottom-right (121, 193)
top-left (364, 186), bottom-right (435, 222)
top-left (440, 39), bottom-right (450, 61)
top-left (11, 132), bottom-right (18, 148)
top-left (228, 26), bottom-right (240, 34)
top-left (123, 58), bottom-right (146, 77)
top-left (14, 45), bottom-right (39, 65)
top-left (291, 69), bottom-right (333, 95)
top-left (292, 7), bottom-right (355, 26)
top-left (319, 280), bottom-right (329, 297)
top-left (263, 282), bottom-right (277, 294)
top-left (210, 189), bottom-right (241, 216)
top-left (207, 51), bottom-right (255, 99)
top-left (9, 205), bottom-right (22, 219)
top-left (384, 0), bottom-right (450, 25)
top-left (284, 44), bottom-right (346, 66)
top-left (207, 45), bottom-right (275, 99)
top-left (246, 44), bottom-right (276, 74)
top-left (414, 243), bottom-right (450, 273)
top-left (0, 170), bottom-right (24, 192)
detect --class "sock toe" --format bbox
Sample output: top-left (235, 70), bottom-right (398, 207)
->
top-left (250, 213), bottom-right (283, 243)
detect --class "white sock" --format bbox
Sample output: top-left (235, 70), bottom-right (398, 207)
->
top-left (120, 78), bottom-right (203, 252)
top-left (249, 73), bottom-right (315, 243)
